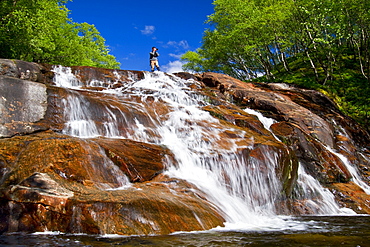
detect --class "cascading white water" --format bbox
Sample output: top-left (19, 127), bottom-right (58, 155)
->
top-left (62, 94), bottom-right (100, 138)
top-left (325, 146), bottom-right (370, 194)
top-left (245, 108), bottom-right (354, 215)
top-left (244, 108), bottom-right (276, 130)
top-left (61, 93), bottom-right (123, 138)
top-left (53, 66), bottom-right (82, 88)
top-left (295, 164), bottom-right (355, 215)
top-left (111, 72), bottom-right (286, 225)
top-left (326, 121), bottom-right (370, 195)
top-left (52, 67), bottom-right (362, 231)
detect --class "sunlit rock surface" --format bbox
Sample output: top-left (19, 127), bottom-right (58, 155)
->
top-left (0, 59), bottom-right (369, 235)
top-left (0, 131), bottom-right (224, 234)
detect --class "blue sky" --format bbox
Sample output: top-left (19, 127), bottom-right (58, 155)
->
top-left (66, 0), bottom-right (214, 72)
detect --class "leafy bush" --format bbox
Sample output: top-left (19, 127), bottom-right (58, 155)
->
top-left (0, 0), bottom-right (120, 69)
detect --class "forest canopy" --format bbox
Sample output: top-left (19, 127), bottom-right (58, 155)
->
top-left (0, 0), bottom-right (120, 69)
top-left (182, 0), bottom-right (370, 130)
top-left (182, 0), bottom-right (370, 82)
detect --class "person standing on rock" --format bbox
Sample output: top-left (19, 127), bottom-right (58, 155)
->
top-left (149, 47), bottom-right (160, 72)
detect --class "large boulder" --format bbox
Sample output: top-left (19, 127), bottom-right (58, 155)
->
top-left (0, 76), bottom-right (48, 137)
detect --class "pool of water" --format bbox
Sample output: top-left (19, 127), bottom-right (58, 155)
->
top-left (0, 216), bottom-right (368, 246)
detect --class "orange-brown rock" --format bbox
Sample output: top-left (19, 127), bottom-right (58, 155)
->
top-left (0, 131), bottom-right (224, 234)
top-left (271, 121), bottom-right (352, 183)
top-left (196, 72), bottom-right (336, 148)
top-left (330, 182), bottom-right (370, 214)
top-left (194, 72), bottom-right (370, 214)
top-left (0, 59), bottom-right (370, 235)
top-left (94, 137), bottom-right (172, 182)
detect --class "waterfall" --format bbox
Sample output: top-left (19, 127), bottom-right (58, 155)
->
top-left (244, 108), bottom-right (276, 130)
top-left (122, 72), bottom-right (301, 229)
top-left (61, 93), bottom-right (124, 138)
top-left (245, 108), bottom-right (354, 215)
top-left (53, 65), bottom-right (82, 88)
top-left (325, 146), bottom-right (370, 194)
top-left (52, 67), bottom-right (361, 230)
top-left (295, 164), bottom-right (355, 215)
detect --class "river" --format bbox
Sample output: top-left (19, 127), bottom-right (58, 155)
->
top-left (0, 216), bottom-right (368, 246)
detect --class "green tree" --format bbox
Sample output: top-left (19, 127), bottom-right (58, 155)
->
top-left (182, 0), bottom-right (370, 130)
top-left (182, 0), bottom-right (370, 83)
top-left (0, 0), bottom-right (120, 69)
top-left (182, 0), bottom-right (294, 80)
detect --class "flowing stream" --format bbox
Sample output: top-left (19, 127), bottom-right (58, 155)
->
top-left (51, 66), bottom-right (363, 232)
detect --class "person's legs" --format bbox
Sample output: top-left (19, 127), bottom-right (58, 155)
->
top-left (150, 60), bottom-right (155, 72)
top-left (155, 60), bottom-right (160, 71)
top-left (150, 60), bottom-right (160, 72)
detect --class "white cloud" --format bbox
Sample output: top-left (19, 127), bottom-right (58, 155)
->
top-left (178, 40), bottom-right (190, 49)
top-left (166, 40), bottom-right (189, 50)
top-left (169, 53), bottom-right (182, 59)
top-left (141, 25), bottom-right (155, 35)
top-left (163, 60), bottom-right (185, 73)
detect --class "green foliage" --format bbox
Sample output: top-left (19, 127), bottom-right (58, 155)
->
top-left (182, 0), bottom-right (370, 131)
top-left (181, 51), bottom-right (207, 72)
top-left (182, 0), bottom-right (370, 82)
top-left (263, 55), bottom-right (370, 131)
top-left (0, 0), bottom-right (120, 69)
top-left (182, 0), bottom-right (296, 80)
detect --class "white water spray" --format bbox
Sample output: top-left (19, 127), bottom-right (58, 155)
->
top-left (52, 67), bottom-right (364, 231)
top-left (53, 65), bottom-right (82, 88)
top-left (244, 108), bottom-right (276, 130)
top-left (295, 164), bottom-right (356, 215)
top-left (244, 107), bottom-right (355, 215)
top-left (325, 146), bottom-right (370, 194)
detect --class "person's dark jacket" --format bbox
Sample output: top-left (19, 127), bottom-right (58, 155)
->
top-left (150, 51), bottom-right (159, 61)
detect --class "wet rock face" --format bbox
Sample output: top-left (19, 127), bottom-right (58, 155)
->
top-left (194, 72), bottom-right (370, 214)
top-left (70, 66), bottom-right (145, 87)
top-left (0, 59), bottom-right (47, 82)
top-left (0, 59), bottom-right (369, 234)
top-left (0, 131), bottom-right (224, 234)
top-left (271, 121), bottom-right (352, 184)
top-left (0, 77), bottom-right (48, 137)
top-left (95, 138), bottom-right (171, 182)
top-left (196, 73), bottom-right (336, 147)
